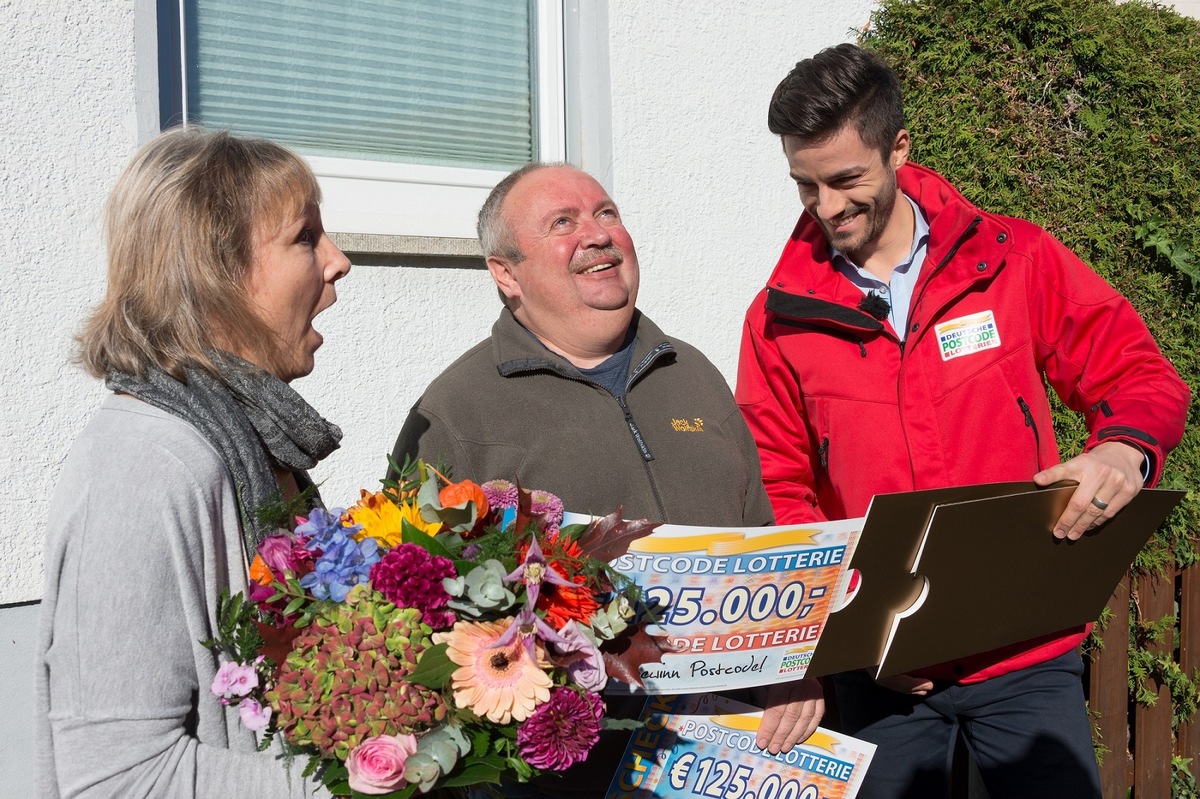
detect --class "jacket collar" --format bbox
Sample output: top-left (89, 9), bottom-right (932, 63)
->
top-left (765, 162), bottom-right (1015, 334)
top-left (492, 307), bottom-right (675, 384)
top-left (765, 289), bottom-right (884, 333)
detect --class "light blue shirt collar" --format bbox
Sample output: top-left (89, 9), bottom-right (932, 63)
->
top-left (830, 194), bottom-right (930, 341)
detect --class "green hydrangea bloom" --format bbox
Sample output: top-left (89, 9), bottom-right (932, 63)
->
top-left (267, 584), bottom-right (447, 759)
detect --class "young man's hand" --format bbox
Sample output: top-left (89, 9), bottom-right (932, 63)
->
top-left (1035, 440), bottom-right (1145, 540)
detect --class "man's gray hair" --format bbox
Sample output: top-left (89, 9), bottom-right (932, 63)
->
top-left (476, 161), bottom-right (569, 262)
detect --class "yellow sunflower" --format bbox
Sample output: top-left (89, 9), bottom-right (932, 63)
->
top-left (435, 618), bottom-right (552, 724)
top-left (345, 490), bottom-right (441, 547)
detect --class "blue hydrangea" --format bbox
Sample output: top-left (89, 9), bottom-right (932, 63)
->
top-left (296, 508), bottom-right (380, 602)
top-left (296, 507), bottom-right (358, 548)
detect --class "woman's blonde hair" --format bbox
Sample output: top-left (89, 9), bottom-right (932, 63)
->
top-left (78, 126), bottom-right (321, 380)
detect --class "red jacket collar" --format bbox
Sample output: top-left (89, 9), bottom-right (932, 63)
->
top-left (766, 162), bottom-right (1015, 328)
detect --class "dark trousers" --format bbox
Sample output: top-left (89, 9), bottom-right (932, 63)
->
top-left (833, 650), bottom-right (1102, 799)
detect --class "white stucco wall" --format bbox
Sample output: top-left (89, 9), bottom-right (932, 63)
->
top-left (2, 0), bottom-right (140, 605)
top-left (606, 0), bottom-right (872, 381)
top-left (0, 0), bottom-right (874, 792)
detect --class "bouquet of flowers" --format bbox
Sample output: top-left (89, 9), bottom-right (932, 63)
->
top-left (204, 458), bottom-right (660, 797)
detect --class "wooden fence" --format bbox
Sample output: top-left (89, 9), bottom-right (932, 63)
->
top-left (1088, 565), bottom-right (1200, 798)
top-left (943, 564), bottom-right (1199, 798)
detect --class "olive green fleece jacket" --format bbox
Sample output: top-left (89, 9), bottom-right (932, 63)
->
top-left (390, 307), bottom-right (773, 528)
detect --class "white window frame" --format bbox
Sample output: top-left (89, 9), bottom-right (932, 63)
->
top-left (145, 0), bottom-right (592, 241)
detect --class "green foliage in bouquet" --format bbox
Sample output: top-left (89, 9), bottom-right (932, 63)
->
top-left (202, 590), bottom-right (266, 666)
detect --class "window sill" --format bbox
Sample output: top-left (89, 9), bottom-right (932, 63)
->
top-left (330, 233), bottom-right (483, 260)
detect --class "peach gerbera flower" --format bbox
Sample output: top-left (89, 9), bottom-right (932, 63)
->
top-left (435, 617), bottom-right (552, 724)
top-left (345, 490), bottom-right (440, 547)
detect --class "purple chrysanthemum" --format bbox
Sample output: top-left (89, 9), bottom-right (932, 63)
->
top-left (369, 543), bottom-right (456, 629)
top-left (516, 688), bottom-right (604, 771)
top-left (482, 479), bottom-right (519, 511)
top-left (530, 490), bottom-right (565, 536)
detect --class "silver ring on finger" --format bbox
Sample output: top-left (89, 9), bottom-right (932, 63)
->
top-left (1090, 496), bottom-right (1109, 511)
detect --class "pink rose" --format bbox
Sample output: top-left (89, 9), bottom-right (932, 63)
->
top-left (347, 734), bottom-right (419, 795)
top-left (238, 698), bottom-right (272, 732)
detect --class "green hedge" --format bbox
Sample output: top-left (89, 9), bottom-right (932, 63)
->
top-left (860, 0), bottom-right (1200, 784)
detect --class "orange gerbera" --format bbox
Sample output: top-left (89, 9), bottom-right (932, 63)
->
top-left (345, 490), bottom-right (441, 547)
top-left (435, 618), bottom-right (552, 724)
top-left (539, 578), bottom-right (601, 629)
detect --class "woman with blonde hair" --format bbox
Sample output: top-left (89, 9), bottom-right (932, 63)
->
top-left (35, 126), bottom-right (350, 797)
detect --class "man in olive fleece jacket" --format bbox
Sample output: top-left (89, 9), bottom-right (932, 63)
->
top-left (391, 304), bottom-right (772, 526)
top-left (389, 164), bottom-right (824, 797)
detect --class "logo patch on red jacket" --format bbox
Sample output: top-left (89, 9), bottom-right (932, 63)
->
top-left (935, 310), bottom-right (1001, 361)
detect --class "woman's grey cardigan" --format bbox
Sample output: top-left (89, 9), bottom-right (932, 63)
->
top-left (35, 394), bottom-right (320, 798)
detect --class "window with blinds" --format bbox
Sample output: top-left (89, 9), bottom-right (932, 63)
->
top-left (180, 0), bottom-right (536, 171)
top-left (158, 0), bottom-right (568, 239)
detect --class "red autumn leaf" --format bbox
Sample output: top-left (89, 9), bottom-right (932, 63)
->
top-left (601, 622), bottom-right (675, 688)
top-left (253, 619), bottom-right (303, 681)
top-left (574, 508), bottom-right (661, 565)
top-left (514, 480), bottom-right (534, 536)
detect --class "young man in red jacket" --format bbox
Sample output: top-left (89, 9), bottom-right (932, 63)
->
top-left (736, 43), bottom-right (1189, 799)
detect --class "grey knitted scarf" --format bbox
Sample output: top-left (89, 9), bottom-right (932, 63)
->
top-left (106, 351), bottom-right (342, 550)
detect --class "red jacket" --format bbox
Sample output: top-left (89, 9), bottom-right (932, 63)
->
top-left (736, 162), bottom-right (1189, 683)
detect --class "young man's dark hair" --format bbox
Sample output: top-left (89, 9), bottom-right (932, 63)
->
top-left (767, 42), bottom-right (906, 160)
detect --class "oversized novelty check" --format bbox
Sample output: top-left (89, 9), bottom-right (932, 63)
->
top-left (608, 518), bottom-right (861, 693)
top-left (606, 693), bottom-right (875, 799)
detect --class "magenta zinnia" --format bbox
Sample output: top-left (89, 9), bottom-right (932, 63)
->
top-left (369, 543), bottom-right (456, 629)
top-left (517, 688), bottom-right (605, 771)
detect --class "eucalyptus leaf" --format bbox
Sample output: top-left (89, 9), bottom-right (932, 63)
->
top-left (417, 475), bottom-right (443, 522)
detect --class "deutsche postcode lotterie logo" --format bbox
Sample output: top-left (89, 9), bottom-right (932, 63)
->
top-left (935, 310), bottom-right (1001, 362)
top-left (779, 648), bottom-right (812, 675)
